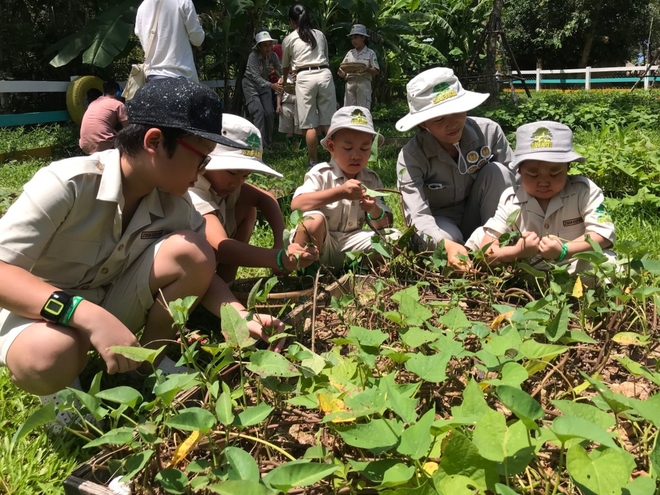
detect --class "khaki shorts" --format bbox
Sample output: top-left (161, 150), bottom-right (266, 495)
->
top-left (0, 238), bottom-right (164, 365)
top-left (291, 211), bottom-right (401, 269)
top-left (278, 101), bottom-right (301, 135)
top-left (295, 69), bottom-right (337, 129)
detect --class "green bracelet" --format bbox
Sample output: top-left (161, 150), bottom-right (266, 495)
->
top-left (557, 243), bottom-right (569, 262)
top-left (367, 207), bottom-right (386, 222)
top-left (59, 296), bottom-right (84, 327)
top-left (276, 249), bottom-right (289, 272)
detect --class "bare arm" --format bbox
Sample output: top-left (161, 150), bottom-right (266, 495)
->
top-left (291, 179), bottom-right (363, 212)
top-left (481, 231), bottom-right (540, 264)
top-left (539, 232), bottom-right (611, 260)
top-left (0, 261), bottom-right (140, 374)
top-left (238, 184), bottom-right (285, 248)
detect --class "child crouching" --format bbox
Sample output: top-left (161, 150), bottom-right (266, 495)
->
top-left (291, 106), bottom-right (400, 269)
top-left (466, 121), bottom-right (616, 273)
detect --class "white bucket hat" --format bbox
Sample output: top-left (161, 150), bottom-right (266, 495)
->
top-left (253, 31), bottom-right (277, 50)
top-left (395, 67), bottom-right (489, 132)
top-left (348, 24), bottom-right (369, 37)
top-left (320, 106), bottom-right (384, 150)
top-left (511, 121), bottom-right (585, 172)
top-left (205, 114), bottom-right (283, 177)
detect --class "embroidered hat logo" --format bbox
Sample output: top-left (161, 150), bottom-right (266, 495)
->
top-left (350, 109), bottom-right (368, 125)
top-left (432, 82), bottom-right (458, 104)
top-left (530, 127), bottom-right (553, 149)
top-left (243, 133), bottom-right (263, 158)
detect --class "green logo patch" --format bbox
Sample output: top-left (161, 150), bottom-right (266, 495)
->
top-left (530, 127), bottom-right (553, 149)
top-left (350, 109), bottom-right (368, 125)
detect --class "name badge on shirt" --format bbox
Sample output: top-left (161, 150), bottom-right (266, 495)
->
top-left (562, 218), bottom-right (584, 227)
top-left (141, 230), bottom-right (164, 240)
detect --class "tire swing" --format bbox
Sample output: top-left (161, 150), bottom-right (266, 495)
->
top-left (66, 76), bottom-right (104, 126)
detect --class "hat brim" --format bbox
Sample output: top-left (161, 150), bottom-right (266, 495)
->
top-left (253, 38), bottom-right (278, 50)
top-left (205, 154), bottom-right (283, 178)
top-left (189, 129), bottom-right (249, 149)
top-left (395, 90), bottom-right (489, 132)
top-left (347, 32), bottom-right (369, 37)
top-left (512, 151), bottom-right (585, 172)
top-left (320, 127), bottom-right (384, 150)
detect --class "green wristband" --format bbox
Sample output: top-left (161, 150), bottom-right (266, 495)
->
top-left (59, 296), bottom-right (84, 327)
top-left (367, 207), bottom-right (386, 222)
top-left (557, 243), bottom-right (569, 262)
top-left (276, 249), bottom-right (289, 272)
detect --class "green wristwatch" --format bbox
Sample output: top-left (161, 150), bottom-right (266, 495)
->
top-left (40, 291), bottom-right (73, 323)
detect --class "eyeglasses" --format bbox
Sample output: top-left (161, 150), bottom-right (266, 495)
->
top-left (176, 138), bottom-right (211, 171)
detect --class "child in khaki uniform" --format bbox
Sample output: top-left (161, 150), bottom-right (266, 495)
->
top-left (466, 121), bottom-right (616, 272)
top-left (0, 79), bottom-right (283, 431)
top-left (291, 106), bottom-right (400, 268)
top-left (337, 24), bottom-right (379, 109)
top-left (276, 73), bottom-right (302, 149)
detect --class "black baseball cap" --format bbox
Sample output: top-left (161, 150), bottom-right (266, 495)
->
top-left (127, 78), bottom-right (246, 149)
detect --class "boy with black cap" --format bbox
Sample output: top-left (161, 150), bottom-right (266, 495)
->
top-left (0, 78), bottom-right (283, 429)
top-left (466, 121), bottom-right (615, 272)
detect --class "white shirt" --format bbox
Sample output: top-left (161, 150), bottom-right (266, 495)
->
top-left (282, 29), bottom-right (329, 69)
top-left (135, 0), bottom-right (204, 81)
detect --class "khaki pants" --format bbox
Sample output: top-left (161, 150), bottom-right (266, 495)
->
top-left (295, 68), bottom-right (337, 129)
top-left (344, 78), bottom-right (372, 109)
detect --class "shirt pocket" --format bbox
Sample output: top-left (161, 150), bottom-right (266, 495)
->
top-left (557, 224), bottom-right (585, 242)
top-left (423, 183), bottom-right (454, 211)
top-left (42, 235), bottom-right (102, 285)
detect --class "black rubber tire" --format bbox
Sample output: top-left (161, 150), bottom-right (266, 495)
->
top-left (66, 76), bottom-right (104, 126)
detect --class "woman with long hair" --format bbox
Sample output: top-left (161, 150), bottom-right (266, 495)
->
top-left (282, 3), bottom-right (337, 167)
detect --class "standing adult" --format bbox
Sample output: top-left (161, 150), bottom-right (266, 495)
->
top-left (396, 68), bottom-right (515, 269)
top-left (134, 0), bottom-right (205, 82)
top-left (243, 31), bottom-right (283, 148)
top-left (337, 24), bottom-right (379, 109)
top-left (79, 81), bottom-right (128, 155)
top-left (282, 3), bottom-right (337, 168)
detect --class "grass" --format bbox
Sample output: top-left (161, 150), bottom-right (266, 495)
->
top-left (1, 113), bottom-right (660, 493)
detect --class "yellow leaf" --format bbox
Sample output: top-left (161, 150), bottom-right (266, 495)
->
top-left (317, 393), bottom-right (355, 423)
top-left (423, 462), bottom-right (439, 475)
top-left (572, 380), bottom-right (591, 395)
top-left (490, 311), bottom-right (515, 330)
top-left (168, 430), bottom-right (200, 468)
top-left (572, 276), bottom-right (583, 298)
top-left (612, 332), bottom-right (650, 346)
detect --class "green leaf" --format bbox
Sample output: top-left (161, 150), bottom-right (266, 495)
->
top-left (400, 327), bottom-right (440, 348)
top-left (551, 400), bottom-right (615, 430)
top-left (472, 409), bottom-right (507, 462)
top-left (362, 186), bottom-right (391, 197)
top-left (347, 326), bottom-right (388, 348)
top-left (234, 403), bottom-right (274, 428)
top-left (519, 340), bottom-right (568, 360)
top-left (505, 209), bottom-right (521, 227)
top-left (349, 459), bottom-right (414, 485)
top-left (451, 379), bottom-right (490, 421)
top-left (12, 402), bottom-right (57, 446)
top-left (495, 483), bottom-right (519, 495)
top-left (221, 304), bottom-right (253, 349)
top-left (397, 409), bottom-right (436, 459)
top-left (246, 278), bottom-right (262, 310)
top-left (165, 407), bottom-right (217, 434)
top-left (435, 474), bottom-right (481, 494)
top-left (435, 431), bottom-right (496, 493)
top-left (487, 362), bottom-right (528, 388)
top-left (336, 419), bottom-right (403, 455)
top-left (383, 374), bottom-right (419, 424)
top-left (247, 350), bottom-right (300, 378)
top-left (566, 445), bottom-right (631, 495)
top-left (155, 468), bottom-right (188, 495)
top-left (497, 385), bottom-right (543, 429)
top-left (122, 450), bottom-right (154, 482)
top-left (153, 373), bottom-right (200, 406)
top-left (624, 476), bottom-right (657, 495)
top-left (546, 305), bottom-right (569, 342)
top-left (216, 387), bottom-right (235, 427)
top-left (439, 307), bottom-right (471, 331)
top-left (109, 345), bottom-right (165, 364)
top-left (95, 386), bottom-right (143, 409)
top-left (207, 480), bottom-right (275, 495)
top-left (224, 447), bottom-right (260, 482)
top-left (262, 460), bottom-right (339, 492)
top-left (551, 416), bottom-right (618, 449)
top-left (168, 296), bottom-right (197, 329)
top-left (84, 427), bottom-right (135, 449)
top-left (405, 352), bottom-right (451, 383)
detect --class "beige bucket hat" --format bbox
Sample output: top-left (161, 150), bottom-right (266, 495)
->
top-left (320, 106), bottom-right (384, 150)
top-left (253, 31), bottom-right (277, 50)
top-left (511, 121), bottom-right (585, 172)
top-left (206, 114), bottom-right (283, 177)
top-left (396, 67), bottom-right (489, 132)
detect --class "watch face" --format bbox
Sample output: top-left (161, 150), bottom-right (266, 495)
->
top-left (44, 299), bottom-right (65, 316)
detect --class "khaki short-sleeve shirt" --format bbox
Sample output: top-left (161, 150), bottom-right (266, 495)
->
top-left (188, 176), bottom-right (240, 238)
top-left (482, 176), bottom-right (616, 244)
top-left (0, 150), bottom-right (205, 303)
top-left (293, 160), bottom-right (390, 234)
top-left (282, 29), bottom-right (328, 69)
top-left (342, 47), bottom-right (379, 82)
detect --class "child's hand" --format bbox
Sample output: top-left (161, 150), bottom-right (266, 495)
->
top-left (539, 235), bottom-right (564, 260)
top-left (337, 68), bottom-right (346, 79)
top-left (283, 243), bottom-right (319, 271)
top-left (276, 104), bottom-right (282, 114)
top-left (359, 194), bottom-right (377, 212)
top-left (246, 313), bottom-right (286, 353)
top-left (341, 179), bottom-right (364, 200)
top-left (445, 239), bottom-right (472, 271)
top-left (516, 231), bottom-right (541, 258)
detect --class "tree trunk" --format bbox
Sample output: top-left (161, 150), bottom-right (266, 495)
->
top-left (578, 0), bottom-right (603, 68)
top-left (485, 0), bottom-right (504, 101)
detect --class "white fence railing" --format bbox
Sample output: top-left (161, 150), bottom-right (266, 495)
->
top-left (513, 66), bottom-right (660, 91)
